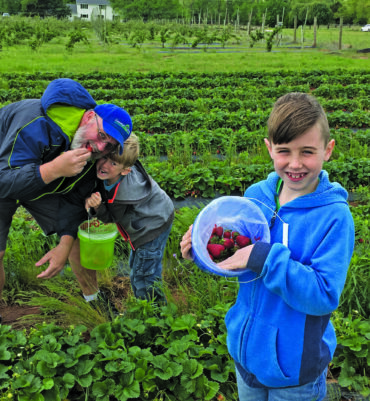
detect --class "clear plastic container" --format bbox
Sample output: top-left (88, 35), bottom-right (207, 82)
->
top-left (191, 196), bottom-right (270, 277)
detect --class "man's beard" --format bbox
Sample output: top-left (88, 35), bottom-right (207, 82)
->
top-left (71, 125), bottom-right (102, 160)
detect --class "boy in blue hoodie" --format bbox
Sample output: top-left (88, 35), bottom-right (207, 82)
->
top-left (180, 92), bottom-right (354, 401)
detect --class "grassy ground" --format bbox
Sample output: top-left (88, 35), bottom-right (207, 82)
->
top-left (0, 27), bottom-right (368, 75)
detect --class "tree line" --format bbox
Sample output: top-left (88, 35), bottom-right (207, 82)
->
top-left (0, 0), bottom-right (368, 27)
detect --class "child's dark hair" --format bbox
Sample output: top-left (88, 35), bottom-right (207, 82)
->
top-left (267, 92), bottom-right (330, 145)
top-left (109, 133), bottom-right (139, 167)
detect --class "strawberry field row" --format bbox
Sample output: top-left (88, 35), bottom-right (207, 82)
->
top-left (2, 69), bottom-right (369, 88)
top-left (131, 110), bottom-right (369, 134)
top-left (1, 83), bottom-right (369, 105)
top-left (144, 158), bottom-right (370, 199)
top-left (136, 127), bottom-right (370, 158)
top-left (1, 95), bottom-right (369, 117)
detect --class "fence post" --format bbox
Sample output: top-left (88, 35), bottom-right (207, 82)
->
top-left (313, 16), bottom-right (317, 48)
top-left (339, 17), bottom-right (343, 50)
top-left (293, 15), bottom-right (297, 43)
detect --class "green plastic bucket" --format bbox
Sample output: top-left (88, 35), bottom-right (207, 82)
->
top-left (78, 220), bottom-right (118, 270)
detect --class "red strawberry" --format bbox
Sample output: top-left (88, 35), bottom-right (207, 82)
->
top-left (232, 231), bottom-right (240, 239)
top-left (235, 235), bottom-right (251, 248)
top-left (222, 238), bottom-right (234, 249)
top-left (207, 244), bottom-right (226, 258)
top-left (223, 230), bottom-right (232, 239)
top-left (208, 235), bottom-right (222, 245)
top-left (211, 224), bottom-right (223, 238)
top-left (87, 144), bottom-right (93, 152)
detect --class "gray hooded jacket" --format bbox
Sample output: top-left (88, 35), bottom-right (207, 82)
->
top-left (93, 160), bottom-right (174, 249)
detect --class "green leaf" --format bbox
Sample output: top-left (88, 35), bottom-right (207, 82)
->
top-left (92, 378), bottom-right (116, 397)
top-left (75, 358), bottom-right (95, 376)
top-left (205, 380), bottom-right (220, 400)
top-left (62, 372), bottom-right (75, 388)
top-left (19, 393), bottom-right (44, 401)
top-left (135, 367), bottom-right (146, 381)
top-left (116, 380), bottom-right (141, 400)
top-left (76, 374), bottom-right (93, 388)
top-left (42, 377), bottom-right (54, 390)
top-left (0, 347), bottom-right (11, 361)
top-left (70, 344), bottom-right (92, 359)
top-left (36, 360), bottom-right (56, 377)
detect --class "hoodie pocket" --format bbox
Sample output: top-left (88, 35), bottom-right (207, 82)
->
top-left (243, 319), bottom-right (292, 387)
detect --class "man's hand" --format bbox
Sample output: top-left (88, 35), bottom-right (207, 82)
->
top-left (40, 148), bottom-right (91, 184)
top-left (217, 244), bottom-right (254, 270)
top-left (35, 236), bottom-right (74, 279)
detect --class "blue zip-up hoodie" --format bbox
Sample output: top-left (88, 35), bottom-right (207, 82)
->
top-left (0, 78), bottom-right (97, 237)
top-left (225, 170), bottom-right (354, 388)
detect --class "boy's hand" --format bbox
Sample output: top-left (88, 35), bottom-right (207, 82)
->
top-left (217, 244), bottom-right (254, 270)
top-left (85, 192), bottom-right (102, 211)
top-left (180, 225), bottom-right (193, 260)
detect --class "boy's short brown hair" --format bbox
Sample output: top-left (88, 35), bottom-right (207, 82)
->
top-left (267, 92), bottom-right (330, 145)
top-left (109, 133), bottom-right (139, 167)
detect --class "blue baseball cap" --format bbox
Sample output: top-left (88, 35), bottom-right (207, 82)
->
top-left (94, 104), bottom-right (132, 155)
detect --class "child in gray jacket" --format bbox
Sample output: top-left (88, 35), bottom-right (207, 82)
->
top-left (85, 134), bottom-right (174, 303)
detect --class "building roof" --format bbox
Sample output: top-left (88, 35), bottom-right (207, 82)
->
top-left (67, 4), bottom-right (77, 14)
top-left (76, 0), bottom-right (111, 5)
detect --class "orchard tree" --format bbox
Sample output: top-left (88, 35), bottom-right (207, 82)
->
top-left (337, 0), bottom-right (370, 24)
top-left (21, 0), bottom-right (71, 18)
top-left (0, 0), bottom-right (22, 14)
top-left (109, 0), bottom-right (181, 21)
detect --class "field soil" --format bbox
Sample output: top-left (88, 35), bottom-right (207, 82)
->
top-left (0, 276), bottom-right (132, 330)
top-left (0, 304), bottom-right (41, 330)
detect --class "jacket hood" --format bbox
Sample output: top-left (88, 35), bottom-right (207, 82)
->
top-left (259, 170), bottom-right (348, 209)
top-left (110, 161), bottom-right (152, 204)
top-left (41, 78), bottom-right (96, 113)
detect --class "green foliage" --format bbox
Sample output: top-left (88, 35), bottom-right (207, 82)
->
top-left (65, 29), bottom-right (89, 52)
top-left (0, 67), bottom-right (368, 400)
top-left (128, 27), bottom-right (147, 49)
top-left (332, 311), bottom-right (370, 397)
top-left (0, 300), bottom-right (238, 400)
top-left (249, 29), bottom-right (264, 48)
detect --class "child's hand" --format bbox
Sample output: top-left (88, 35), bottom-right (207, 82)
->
top-left (217, 244), bottom-right (254, 270)
top-left (85, 192), bottom-right (102, 211)
top-left (180, 225), bottom-right (193, 260)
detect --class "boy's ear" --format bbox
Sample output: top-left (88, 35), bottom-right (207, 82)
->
top-left (264, 138), bottom-right (273, 158)
top-left (121, 167), bottom-right (131, 176)
top-left (324, 139), bottom-right (335, 161)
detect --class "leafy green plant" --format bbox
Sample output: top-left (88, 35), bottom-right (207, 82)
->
top-left (331, 311), bottom-right (370, 397)
top-left (65, 29), bottom-right (89, 52)
top-left (0, 299), bottom-right (238, 400)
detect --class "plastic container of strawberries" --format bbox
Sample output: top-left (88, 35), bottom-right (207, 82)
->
top-left (191, 196), bottom-right (270, 277)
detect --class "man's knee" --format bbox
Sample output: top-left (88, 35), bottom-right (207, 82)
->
top-left (68, 239), bottom-right (81, 265)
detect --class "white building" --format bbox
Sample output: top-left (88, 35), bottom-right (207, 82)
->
top-left (68, 0), bottom-right (120, 21)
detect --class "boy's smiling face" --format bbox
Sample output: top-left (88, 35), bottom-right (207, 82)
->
top-left (96, 157), bottom-right (131, 185)
top-left (265, 123), bottom-right (335, 202)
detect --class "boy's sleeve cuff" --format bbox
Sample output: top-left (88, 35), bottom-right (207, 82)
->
top-left (246, 242), bottom-right (272, 274)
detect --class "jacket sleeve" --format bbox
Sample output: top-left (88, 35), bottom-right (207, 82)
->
top-left (0, 115), bottom-right (65, 200)
top-left (260, 206), bottom-right (355, 316)
top-left (56, 170), bottom-right (97, 238)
